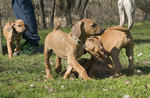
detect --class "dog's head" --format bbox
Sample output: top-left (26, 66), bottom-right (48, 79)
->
top-left (71, 19), bottom-right (105, 42)
top-left (83, 36), bottom-right (107, 61)
top-left (7, 19), bottom-right (28, 34)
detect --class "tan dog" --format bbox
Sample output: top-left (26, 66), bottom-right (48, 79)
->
top-left (83, 37), bottom-right (115, 78)
top-left (97, 26), bottom-right (134, 76)
top-left (56, 36), bottom-right (115, 79)
top-left (44, 17), bottom-right (105, 81)
top-left (3, 20), bottom-right (27, 58)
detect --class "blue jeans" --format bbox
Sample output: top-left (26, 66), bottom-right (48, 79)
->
top-left (12, 0), bottom-right (40, 46)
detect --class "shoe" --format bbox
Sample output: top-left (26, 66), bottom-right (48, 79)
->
top-left (21, 43), bottom-right (43, 55)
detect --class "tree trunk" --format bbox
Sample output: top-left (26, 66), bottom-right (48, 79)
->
top-left (66, 0), bottom-right (72, 27)
top-left (39, 0), bottom-right (45, 29)
top-left (80, 0), bottom-right (88, 20)
top-left (50, 0), bottom-right (55, 28)
top-left (0, 10), bottom-right (2, 55)
top-left (137, 0), bottom-right (150, 14)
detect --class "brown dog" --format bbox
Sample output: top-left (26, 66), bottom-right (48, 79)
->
top-left (97, 26), bottom-right (134, 76)
top-left (3, 20), bottom-right (27, 58)
top-left (56, 36), bottom-right (115, 79)
top-left (83, 37), bottom-right (115, 78)
top-left (44, 17), bottom-right (105, 81)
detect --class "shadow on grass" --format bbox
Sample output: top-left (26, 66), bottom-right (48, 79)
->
top-left (2, 44), bottom-right (44, 55)
top-left (121, 66), bottom-right (150, 76)
top-left (134, 39), bottom-right (150, 44)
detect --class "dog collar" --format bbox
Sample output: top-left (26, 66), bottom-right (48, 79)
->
top-left (72, 34), bottom-right (82, 44)
top-left (97, 61), bottom-right (105, 64)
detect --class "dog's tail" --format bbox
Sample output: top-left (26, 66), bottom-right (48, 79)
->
top-left (107, 26), bottom-right (130, 35)
top-left (53, 16), bottom-right (61, 31)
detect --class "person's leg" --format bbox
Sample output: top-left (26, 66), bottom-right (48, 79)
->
top-left (12, 0), bottom-right (40, 46)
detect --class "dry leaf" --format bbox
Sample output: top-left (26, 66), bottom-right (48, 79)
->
top-left (136, 69), bottom-right (142, 75)
top-left (137, 53), bottom-right (143, 57)
top-left (103, 88), bottom-right (107, 91)
top-left (125, 80), bottom-right (131, 85)
top-left (110, 87), bottom-right (115, 90)
top-left (144, 84), bottom-right (148, 89)
top-left (61, 85), bottom-right (64, 88)
top-left (48, 87), bottom-right (53, 92)
top-left (123, 95), bottom-right (133, 98)
top-left (30, 84), bottom-right (34, 88)
top-left (143, 61), bottom-right (150, 64)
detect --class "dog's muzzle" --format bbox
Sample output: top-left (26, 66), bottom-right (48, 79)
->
top-left (94, 28), bottom-right (105, 36)
top-left (100, 28), bottom-right (105, 35)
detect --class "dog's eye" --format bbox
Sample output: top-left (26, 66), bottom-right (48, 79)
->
top-left (18, 25), bottom-right (21, 27)
top-left (89, 38), bottom-right (93, 42)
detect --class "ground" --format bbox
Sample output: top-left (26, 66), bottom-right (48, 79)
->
top-left (0, 20), bottom-right (150, 97)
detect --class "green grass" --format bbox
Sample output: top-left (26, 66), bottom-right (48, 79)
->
top-left (0, 21), bottom-right (150, 98)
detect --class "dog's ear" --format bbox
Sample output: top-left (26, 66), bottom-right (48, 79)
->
top-left (71, 21), bottom-right (83, 38)
top-left (7, 23), bottom-right (15, 32)
top-left (24, 24), bottom-right (29, 32)
top-left (25, 24), bottom-right (28, 30)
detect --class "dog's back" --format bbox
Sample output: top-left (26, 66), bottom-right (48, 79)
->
top-left (101, 26), bottom-right (132, 52)
top-left (3, 22), bottom-right (13, 40)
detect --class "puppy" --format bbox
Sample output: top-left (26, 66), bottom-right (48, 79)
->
top-left (83, 37), bottom-right (115, 78)
top-left (57, 36), bottom-right (115, 79)
top-left (97, 26), bottom-right (134, 76)
top-left (44, 17), bottom-right (105, 81)
top-left (3, 19), bottom-right (27, 58)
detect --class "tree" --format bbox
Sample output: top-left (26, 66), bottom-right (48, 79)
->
top-left (0, 9), bottom-right (2, 55)
top-left (39, 0), bottom-right (46, 29)
top-left (50, 0), bottom-right (55, 28)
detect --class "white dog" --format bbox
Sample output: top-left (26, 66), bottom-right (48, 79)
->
top-left (118, 0), bottom-right (150, 30)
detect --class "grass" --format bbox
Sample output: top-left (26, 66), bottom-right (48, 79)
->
top-left (0, 20), bottom-right (150, 98)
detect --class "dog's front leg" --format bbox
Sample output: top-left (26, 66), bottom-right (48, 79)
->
top-left (63, 65), bottom-right (72, 80)
top-left (68, 56), bottom-right (91, 81)
top-left (110, 49), bottom-right (122, 76)
top-left (14, 39), bottom-right (21, 52)
top-left (44, 49), bottom-right (54, 79)
top-left (7, 41), bottom-right (13, 58)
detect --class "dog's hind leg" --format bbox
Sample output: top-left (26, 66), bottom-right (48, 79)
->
top-left (55, 56), bottom-right (62, 74)
top-left (126, 41), bottom-right (134, 75)
top-left (110, 48), bottom-right (122, 76)
top-left (44, 47), bottom-right (53, 79)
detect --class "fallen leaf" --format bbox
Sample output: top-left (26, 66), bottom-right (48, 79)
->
top-left (48, 87), bottom-right (53, 92)
top-left (103, 88), bottom-right (107, 91)
top-left (138, 95), bottom-right (144, 98)
top-left (61, 85), bottom-right (64, 88)
top-left (30, 84), bottom-right (34, 88)
top-left (125, 80), bottom-right (131, 85)
top-left (123, 95), bottom-right (133, 98)
top-left (136, 69), bottom-right (142, 75)
top-left (143, 61), bottom-right (150, 64)
top-left (137, 53), bottom-right (143, 57)
top-left (144, 84), bottom-right (148, 89)
top-left (110, 87), bottom-right (115, 90)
